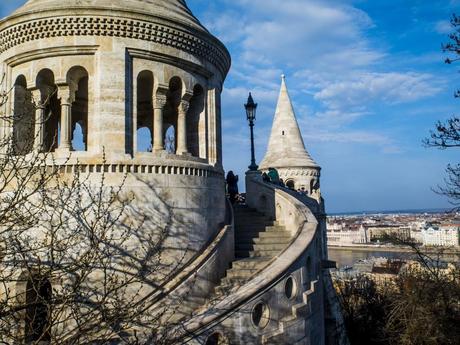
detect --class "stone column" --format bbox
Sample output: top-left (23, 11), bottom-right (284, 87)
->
top-left (57, 86), bottom-right (74, 152)
top-left (153, 94), bottom-right (167, 152)
top-left (176, 100), bottom-right (189, 155)
top-left (32, 89), bottom-right (44, 152)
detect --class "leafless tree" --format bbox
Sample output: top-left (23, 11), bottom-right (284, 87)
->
top-left (424, 14), bottom-right (460, 209)
top-left (0, 75), bottom-right (195, 344)
top-left (334, 234), bottom-right (460, 345)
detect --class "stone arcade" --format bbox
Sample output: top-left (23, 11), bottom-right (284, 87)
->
top-left (0, 1), bottom-right (346, 344)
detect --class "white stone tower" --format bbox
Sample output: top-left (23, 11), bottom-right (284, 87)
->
top-left (260, 75), bottom-right (321, 198)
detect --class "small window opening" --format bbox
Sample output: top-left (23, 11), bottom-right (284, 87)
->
top-left (252, 302), bottom-right (270, 329)
top-left (72, 122), bottom-right (85, 151)
top-left (164, 125), bottom-right (176, 153)
top-left (137, 127), bottom-right (152, 152)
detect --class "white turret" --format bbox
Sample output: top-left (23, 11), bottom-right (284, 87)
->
top-left (260, 75), bottom-right (321, 197)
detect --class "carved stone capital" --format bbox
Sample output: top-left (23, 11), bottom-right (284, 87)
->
top-left (30, 89), bottom-right (44, 108)
top-left (57, 85), bottom-right (75, 105)
top-left (179, 100), bottom-right (190, 115)
top-left (153, 94), bottom-right (167, 109)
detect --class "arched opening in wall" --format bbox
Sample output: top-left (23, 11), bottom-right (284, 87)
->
top-left (164, 125), bottom-right (175, 154)
top-left (72, 122), bottom-right (85, 151)
top-left (251, 302), bottom-right (270, 329)
top-left (36, 69), bottom-right (59, 152)
top-left (286, 179), bottom-right (295, 190)
top-left (13, 75), bottom-right (34, 155)
top-left (136, 71), bottom-right (153, 152)
top-left (67, 66), bottom-right (89, 151)
top-left (164, 77), bottom-right (182, 152)
top-left (187, 84), bottom-right (205, 157)
top-left (25, 277), bottom-right (52, 343)
top-left (137, 127), bottom-right (152, 152)
top-left (205, 332), bottom-right (228, 345)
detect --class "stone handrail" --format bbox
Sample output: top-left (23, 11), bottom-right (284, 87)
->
top-left (181, 171), bottom-right (319, 339)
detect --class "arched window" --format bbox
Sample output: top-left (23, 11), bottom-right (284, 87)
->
top-left (136, 71), bottom-right (153, 152)
top-left (164, 125), bottom-right (175, 154)
top-left (25, 277), bottom-right (52, 343)
top-left (36, 69), bottom-right (59, 152)
top-left (67, 66), bottom-right (89, 151)
top-left (72, 122), bottom-right (85, 151)
top-left (137, 127), bottom-right (152, 152)
top-left (286, 179), bottom-right (295, 190)
top-left (187, 84), bottom-right (205, 157)
top-left (12, 75), bottom-right (34, 155)
top-left (164, 77), bottom-right (182, 153)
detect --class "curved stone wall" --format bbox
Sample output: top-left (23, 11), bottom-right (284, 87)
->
top-left (181, 172), bottom-right (326, 344)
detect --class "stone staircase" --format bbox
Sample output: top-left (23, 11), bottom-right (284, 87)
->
top-left (214, 205), bottom-right (292, 298)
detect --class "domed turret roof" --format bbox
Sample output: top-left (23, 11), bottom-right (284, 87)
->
top-left (10, 0), bottom-right (206, 32)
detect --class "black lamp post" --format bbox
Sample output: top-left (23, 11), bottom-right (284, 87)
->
top-left (245, 92), bottom-right (258, 171)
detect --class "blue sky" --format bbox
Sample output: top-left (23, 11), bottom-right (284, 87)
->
top-left (2, 1), bottom-right (459, 213)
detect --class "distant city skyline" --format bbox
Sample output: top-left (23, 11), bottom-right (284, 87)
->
top-left (2, 0), bottom-right (459, 213)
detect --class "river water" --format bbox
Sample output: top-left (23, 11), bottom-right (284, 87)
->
top-left (328, 247), bottom-right (423, 268)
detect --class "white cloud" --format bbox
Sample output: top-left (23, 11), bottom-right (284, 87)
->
top-left (314, 72), bottom-right (442, 109)
top-left (435, 20), bottom-right (452, 34)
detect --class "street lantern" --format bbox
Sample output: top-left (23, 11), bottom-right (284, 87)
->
top-left (245, 92), bottom-right (257, 122)
top-left (245, 92), bottom-right (258, 171)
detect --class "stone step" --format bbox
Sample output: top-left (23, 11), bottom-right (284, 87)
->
top-left (236, 237), bottom-right (290, 247)
top-left (254, 238), bottom-right (291, 246)
top-left (236, 235), bottom-right (285, 244)
top-left (259, 231), bottom-right (291, 239)
top-left (249, 249), bottom-right (280, 258)
top-left (220, 276), bottom-right (247, 287)
top-left (231, 257), bottom-right (271, 270)
top-left (253, 242), bottom-right (287, 251)
top-left (226, 268), bottom-right (258, 279)
top-left (264, 225), bottom-right (287, 232)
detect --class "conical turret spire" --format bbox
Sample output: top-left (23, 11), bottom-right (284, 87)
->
top-left (260, 75), bottom-right (318, 170)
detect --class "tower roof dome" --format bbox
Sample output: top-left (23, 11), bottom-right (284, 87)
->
top-left (10, 0), bottom-right (206, 31)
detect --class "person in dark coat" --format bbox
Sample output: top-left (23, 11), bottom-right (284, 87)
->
top-left (226, 171), bottom-right (239, 204)
top-left (262, 172), bottom-right (270, 182)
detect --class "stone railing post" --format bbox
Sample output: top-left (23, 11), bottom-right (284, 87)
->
top-left (176, 99), bottom-right (189, 155)
top-left (153, 94), bottom-right (167, 152)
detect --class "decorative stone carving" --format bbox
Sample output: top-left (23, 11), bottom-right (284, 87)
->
top-left (0, 16), bottom-right (230, 76)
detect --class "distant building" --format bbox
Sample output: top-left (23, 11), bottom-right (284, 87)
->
top-left (422, 224), bottom-right (460, 247)
top-left (326, 223), bottom-right (368, 245)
